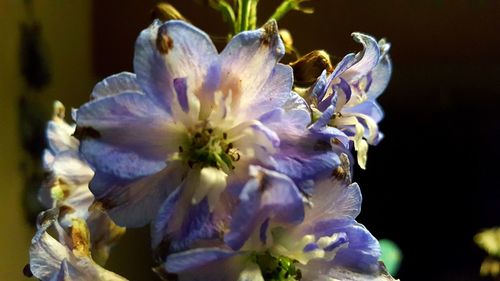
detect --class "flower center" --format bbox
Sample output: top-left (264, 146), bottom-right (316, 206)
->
top-left (253, 251), bottom-right (302, 281)
top-left (179, 124), bottom-right (240, 172)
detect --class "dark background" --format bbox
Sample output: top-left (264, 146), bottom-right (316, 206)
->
top-left (3, 0), bottom-right (497, 280)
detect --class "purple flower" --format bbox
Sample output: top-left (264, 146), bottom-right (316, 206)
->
top-left (310, 33), bottom-right (392, 169)
top-left (75, 19), bottom-right (342, 232)
top-left (163, 167), bottom-right (393, 281)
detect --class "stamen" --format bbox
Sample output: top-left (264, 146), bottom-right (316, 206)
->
top-left (228, 148), bottom-right (241, 161)
top-left (180, 123), bottom-right (240, 172)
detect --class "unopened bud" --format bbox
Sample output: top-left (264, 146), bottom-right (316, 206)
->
top-left (152, 3), bottom-right (187, 22)
top-left (290, 50), bottom-right (333, 87)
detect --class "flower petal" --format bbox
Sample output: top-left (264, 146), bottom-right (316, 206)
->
top-left (46, 120), bottom-right (78, 155)
top-left (331, 222), bottom-right (382, 274)
top-left (51, 150), bottom-right (94, 185)
top-left (29, 210), bottom-right (126, 281)
top-left (260, 91), bottom-right (311, 138)
top-left (366, 53), bottom-right (392, 100)
top-left (170, 197), bottom-right (218, 252)
top-left (30, 211), bottom-right (69, 281)
top-left (133, 20), bottom-right (217, 111)
top-left (151, 186), bottom-right (182, 248)
top-left (76, 92), bottom-right (176, 160)
top-left (244, 63), bottom-right (294, 119)
top-left (305, 182), bottom-right (363, 227)
top-left (165, 249), bottom-right (246, 281)
top-left (271, 132), bottom-right (343, 184)
top-left (326, 265), bottom-right (397, 281)
top-left (225, 166), bottom-right (304, 250)
top-left (298, 259), bottom-right (395, 281)
top-left (237, 263), bottom-right (264, 281)
top-left (343, 100), bottom-right (384, 124)
top-left (173, 77), bottom-right (189, 112)
top-left (219, 20), bottom-right (285, 110)
top-left (91, 72), bottom-right (142, 100)
top-left (311, 70), bottom-right (329, 102)
top-left (342, 33), bottom-right (381, 82)
top-left (165, 248), bottom-right (237, 273)
top-left (89, 161), bottom-right (186, 227)
top-left (80, 140), bottom-right (166, 180)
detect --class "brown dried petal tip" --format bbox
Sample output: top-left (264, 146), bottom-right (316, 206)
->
top-left (156, 28), bottom-right (174, 55)
top-left (260, 20), bottom-right (279, 46)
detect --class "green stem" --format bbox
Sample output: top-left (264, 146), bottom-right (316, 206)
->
top-left (210, 0), bottom-right (237, 34)
top-left (249, 0), bottom-right (259, 30)
top-left (269, 0), bottom-right (313, 22)
top-left (237, 0), bottom-right (252, 32)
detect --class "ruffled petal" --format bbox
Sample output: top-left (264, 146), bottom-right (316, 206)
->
top-left (261, 91), bottom-right (311, 135)
top-left (365, 54), bottom-right (392, 100)
top-left (133, 20), bottom-right (217, 110)
top-left (244, 64), bottom-right (294, 119)
top-left (342, 33), bottom-right (381, 82)
top-left (305, 182), bottom-right (362, 229)
top-left (219, 20), bottom-right (285, 110)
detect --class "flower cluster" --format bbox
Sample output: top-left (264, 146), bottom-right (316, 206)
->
top-left (28, 102), bottom-right (125, 280)
top-left (26, 7), bottom-right (394, 281)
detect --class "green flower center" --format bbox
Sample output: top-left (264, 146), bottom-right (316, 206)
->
top-left (253, 251), bottom-right (302, 281)
top-left (179, 126), bottom-right (239, 172)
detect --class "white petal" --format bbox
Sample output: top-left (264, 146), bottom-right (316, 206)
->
top-left (237, 263), bottom-right (264, 281)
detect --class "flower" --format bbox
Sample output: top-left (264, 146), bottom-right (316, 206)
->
top-left (41, 101), bottom-right (94, 222)
top-left (75, 19), bottom-right (343, 233)
top-left (163, 164), bottom-right (394, 281)
top-left (28, 209), bottom-right (126, 281)
top-left (39, 101), bottom-right (124, 264)
top-left (308, 33), bottom-right (392, 169)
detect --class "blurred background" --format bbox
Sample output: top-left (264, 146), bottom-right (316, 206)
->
top-left (0, 0), bottom-right (499, 280)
